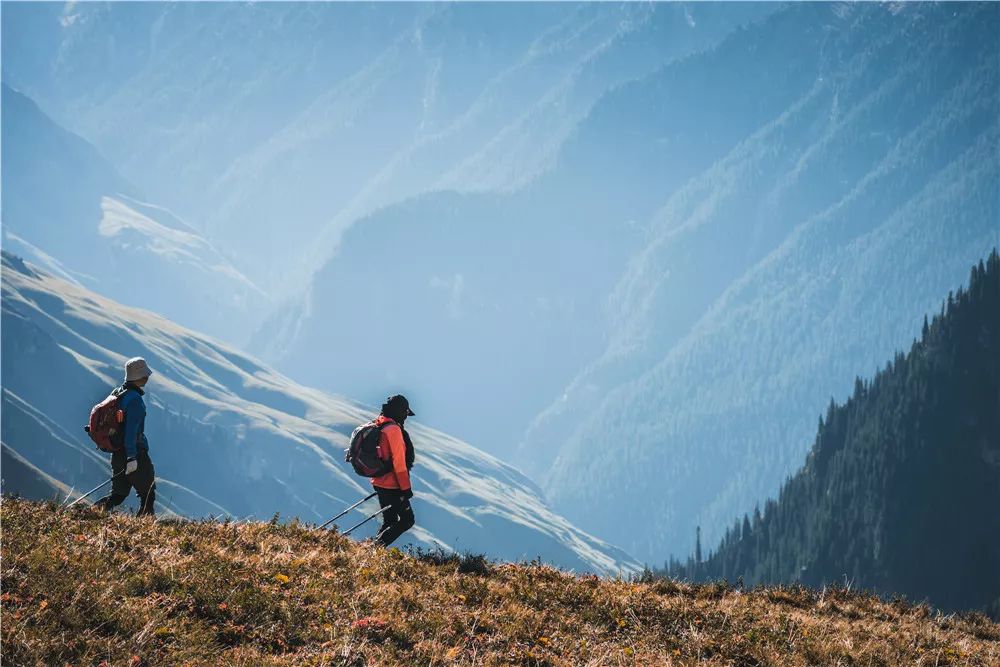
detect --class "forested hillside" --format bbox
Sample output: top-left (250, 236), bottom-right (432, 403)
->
top-left (668, 252), bottom-right (1000, 617)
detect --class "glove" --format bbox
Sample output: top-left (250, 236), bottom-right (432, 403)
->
top-left (401, 488), bottom-right (414, 501)
top-left (125, 458), bottom-right (138, 475)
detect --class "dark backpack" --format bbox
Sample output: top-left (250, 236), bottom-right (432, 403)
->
top-left (345, 421), bottom-right (395, 478)
top-left (84, 386), bottom-right (129, 452)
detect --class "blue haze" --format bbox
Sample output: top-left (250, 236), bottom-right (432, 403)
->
top-left (3, 2), bottom-right (997, 565)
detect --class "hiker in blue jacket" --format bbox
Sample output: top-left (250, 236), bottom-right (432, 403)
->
top-left (95, 357), bottom-right (157, 516)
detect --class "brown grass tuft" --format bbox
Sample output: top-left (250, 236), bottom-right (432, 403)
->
top-left (2, 497), bottom-right (998, 665)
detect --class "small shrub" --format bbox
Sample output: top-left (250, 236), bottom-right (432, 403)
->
top-left (458, 553), bottom-right (492, 576)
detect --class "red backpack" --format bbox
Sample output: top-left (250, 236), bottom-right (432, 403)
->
top-left (344, 421), bottom-right (395, 478)
top-left (84, 387), bottom-right (128, 452)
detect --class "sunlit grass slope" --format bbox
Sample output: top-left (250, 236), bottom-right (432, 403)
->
top-left (2, 498), bottom-right (998, 666)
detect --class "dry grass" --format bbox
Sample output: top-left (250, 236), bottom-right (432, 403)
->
top-left (2, 497), bottom-right (998, 666)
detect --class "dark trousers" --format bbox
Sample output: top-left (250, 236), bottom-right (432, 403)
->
top-left (374, 487), bottom-right (415, 547)
top-left (95, 450), bottom-right (156, 516)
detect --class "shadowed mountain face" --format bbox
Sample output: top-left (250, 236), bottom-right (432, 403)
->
top-left (1, 84), bottom-right (264, 345)
top-left (254, 3), bottom-right (1000, 562)
top-left (0, 252), bottom-right (639, 575)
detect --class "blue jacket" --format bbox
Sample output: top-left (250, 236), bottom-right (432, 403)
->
top-left (119, 384), bottom-right (149, 458)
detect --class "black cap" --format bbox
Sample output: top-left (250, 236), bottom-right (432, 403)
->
top-left (386, 394), bottom-right (415, 416)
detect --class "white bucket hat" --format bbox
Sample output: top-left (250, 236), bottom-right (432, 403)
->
top-left (125, 357), bottom-right (154, 382)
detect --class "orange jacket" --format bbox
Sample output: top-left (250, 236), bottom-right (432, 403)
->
top-left (370, 416), bottom-right (411, 491)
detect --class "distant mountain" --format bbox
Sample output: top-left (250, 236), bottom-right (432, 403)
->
top-left (526, 1), bottom-right (1000, 562)
top-left (2, 3), bottom-right (769, 291)
top-left (0, 84), bottom-right (263, 345)
top-left (248, 4), bottom-right (785, 456)
top-left (253, 1), bottom-right (999, 570)
top-left (668, 252), bottom-right (1000, 617)
top-left (0, 252), bottom-right (639, 575)
top-left (8, 2), bottom-right (997, 573)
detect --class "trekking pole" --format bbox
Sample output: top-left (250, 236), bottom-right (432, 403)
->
top-left (319, 491), bottom-right (378, 530)
top-left (63, 470), bottom-right (125, 509)
top-left (343, 505), bottom-right (392, 536)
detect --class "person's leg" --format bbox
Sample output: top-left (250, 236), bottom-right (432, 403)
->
top-left (94, 451), bottom-right (130, 511)
top-left (132, 452), bottom-right (156, 517)
top-left (375, 487), bottom-right (400, 543)
top-left (396, 497), bottom-right (414, 535)
top-left (376, 490), bottom-right (415, 547)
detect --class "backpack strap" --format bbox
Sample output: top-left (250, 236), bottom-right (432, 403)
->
top-left (375, 420), bottom-right (403, 465)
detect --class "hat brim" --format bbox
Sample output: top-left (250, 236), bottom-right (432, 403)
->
top-left (407, 408), bottom-right (415, 416)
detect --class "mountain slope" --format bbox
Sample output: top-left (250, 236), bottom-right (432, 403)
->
top-left (524, 1), bottom-right (1000, 561)
top-left (4, 498), bottom-right (998, 666)
top-left (3, 3), bottom-right (768, 291)
top-left (0, 84), bottom-right (263, 344)
top-left (668, 251), bottom-right (1000, 617)
top-left (254, 3), bottom-right (999, 556)
top-left (249, 4), bottom-right (797, 457)
top-left (0, 252), bottom-right (637, 575)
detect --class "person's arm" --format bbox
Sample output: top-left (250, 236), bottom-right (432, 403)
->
top-left (385, 425), bottom-right (411, 492)
top-left (122, 394), bottom-right (145, 460)
top-left (402, 428), bottom-right (415, 469)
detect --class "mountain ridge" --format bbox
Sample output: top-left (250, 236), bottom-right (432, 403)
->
top-left (3, 3), bottom-right (768, 292)
top-left (0, 251), bottom-right (638, 575)
top-left (1, 82), bottom-right (264, 345)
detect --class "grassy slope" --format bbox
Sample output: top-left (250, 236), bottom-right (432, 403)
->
top-left (2, 498), bottom-right (998, 666)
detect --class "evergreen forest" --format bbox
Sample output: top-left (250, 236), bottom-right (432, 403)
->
top-left (666, 251), bottom-right (1000, 618)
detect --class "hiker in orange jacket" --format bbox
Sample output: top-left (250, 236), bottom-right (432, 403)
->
top-left (371, 394), bottom-right (416, 546)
